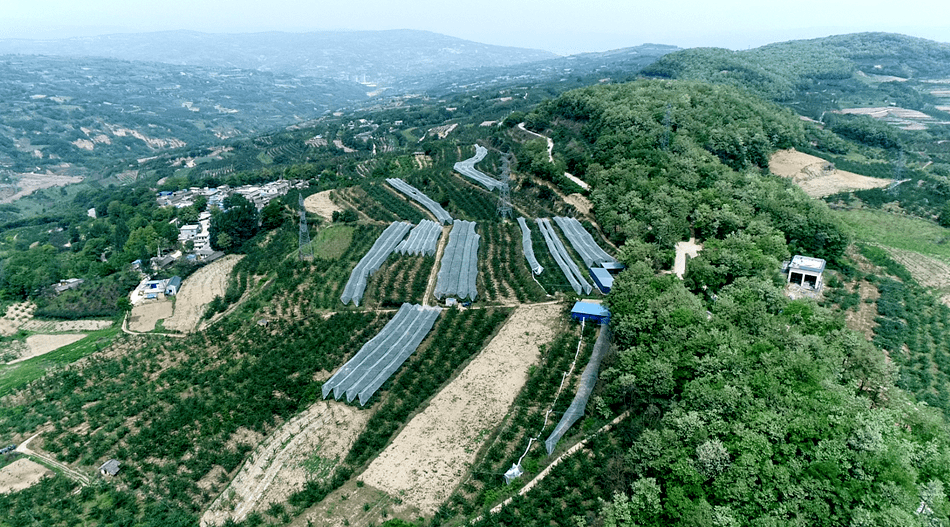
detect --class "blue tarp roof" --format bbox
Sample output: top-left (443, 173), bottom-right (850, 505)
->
top-left (571, 301), bottom-right (611, 318)
top-left (590, 268), bottom-right (614, 288)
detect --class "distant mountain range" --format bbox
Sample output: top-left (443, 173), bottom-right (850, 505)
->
top-left (0, 30), bottom-right (558, 85)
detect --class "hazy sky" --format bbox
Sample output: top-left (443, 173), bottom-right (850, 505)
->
top-left (2, 0), bottom-right (949, 55)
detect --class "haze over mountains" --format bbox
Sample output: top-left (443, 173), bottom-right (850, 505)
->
top-left (0, 30), bottom-right (557, 84)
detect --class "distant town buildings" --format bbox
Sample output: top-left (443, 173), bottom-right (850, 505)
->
top-left (156, 179), bottom-right (302, 211)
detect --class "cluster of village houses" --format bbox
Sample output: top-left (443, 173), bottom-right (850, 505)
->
top-left (126, 179), bottom-right (306, 303)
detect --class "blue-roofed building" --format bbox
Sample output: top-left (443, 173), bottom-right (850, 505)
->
top-left (589, 267), bottom-right (614, 294)
top-left (602, 261), bottom-right (625, 274)
top-left (571, 301), bottom-right (611, 325)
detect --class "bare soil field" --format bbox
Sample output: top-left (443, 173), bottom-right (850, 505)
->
top-left (359, 303), bottom-right (563, 515)
top-left (0, 458), bottom-right (52, 494)
top-left (202, 401), bottom-right (369, 526)
top-left (128, 300), bottom-right (174, 332)
top-left (883, 247), bottom-right (950, 306)
top-left (5, 334), bottom-right (87, 364)
top-left (304, 190), bottom-right (343, 222)
top-left (164, 255), bottom-right (242, 333)
top-left (769, 148), bottom-right (892, 198)
top-left (0, 302), bottom-right (35, 336)
top-left (0, 173), bottom-right (84, 204)
top-left (22, 319), bottom-right (112, 332)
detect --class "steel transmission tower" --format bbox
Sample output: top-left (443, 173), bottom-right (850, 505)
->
top-left (298, 194), bottom-right (313, 260)
top-left (497, 153), bottom-right (513, 219)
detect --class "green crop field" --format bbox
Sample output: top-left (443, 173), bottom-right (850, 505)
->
top-left (833, 208), bottom-right (950, 261)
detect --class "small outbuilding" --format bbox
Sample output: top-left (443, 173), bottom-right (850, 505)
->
top-left (165, 276), bottom-right (182, 296)
top-left (571, 301), bottom-right (611, 325)
top-left (602, 262), bottom-right (626, 274)
top-left (786, 255), bottom-right (826, 290)
top-left (99, 459), bottom-right (120, 477)
top-left (589, 267), bottom-right (614, 294)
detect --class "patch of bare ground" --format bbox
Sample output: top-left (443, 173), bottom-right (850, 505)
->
top-left (294, 481), bottom-right (417, 527)
top-left (673, 239), bottom-right (703, 279)
top-left (128, 300), bottom-right (174, 332)
top-left (0, 173), bottom-right (84, 204)
top-left (201, 401), bottom-right (370, 526)
top-left (359, 303), bottom-right (563, 515)
top-left (0, 458), bottom-right (52, 494)
top-left (304, 190), bottom-right (344, 223)
top-left (5, 334), bottom-right (87, 364)
top-left (414, 154), bottom-right (433, 169)
top-left (564, 193), bottom-right (592, 216)
top-left (164, 255), bottom-right (243, 333)
top-left (0, 301), bottom-right (35, 336)
top-left (22, 319), bottom-right (112, 332)
top-left (769, 148), bottom-right (892, 198)
top-left (882, 247), bottom-right (950, 306)
top-left (844, 280), bottom-right (881, 341)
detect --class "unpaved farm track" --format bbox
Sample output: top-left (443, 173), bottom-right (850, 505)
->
top-left (202, 401), bottom-right (369, 526)
top-left (359, 303), bottom-right (563, 515)
top-left (16, 434), bottom-right (90, 487)
top-left (164, 255), bottom-right (243, 333)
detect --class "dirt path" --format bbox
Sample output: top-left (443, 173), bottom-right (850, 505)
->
top-left (15, 433), bottom-right (90, 487)
top-left (769, 148), bottom-right (891, 198)
top-left (304, 190), bottom-right (343, 222)
top-left (359, 303), bottom-right (563, 515)
top-left (0, 458), bottom-right (52, 494)
top-left (202, 401), bottom-right (369, 526)
top-left (485, 410), bottom-right (631, 517)
top-left (423, 226), bottom-right (452, 306)
top-left (517, 123), bottom-right (590, 190)
top-left (164, 255), bottom-right (243, 333)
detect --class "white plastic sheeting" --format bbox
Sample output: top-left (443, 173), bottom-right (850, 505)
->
top-left (536, 218), bottom-right (592, 295)
top-left (385, 178), bottom-right (453, 225)
top-left (544, 325), bottom-right (611, 454)
top-left (340, 221), bottom-right (413, 306)
top-left (434, 220), bottom-right (479, 301)
top-left (553, 216), bottom-right (619, 268)
top-left (396, 220), bottom-right (443, 257)
top-left (453, 144), bottom-right (504, 191)
top-left (322, 303), bottom-right (441, 406)
top-left (517, 217), bottom-right (544, 275)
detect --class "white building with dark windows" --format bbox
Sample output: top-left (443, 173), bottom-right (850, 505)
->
top-left (786, 255), bottom-right (826, 290)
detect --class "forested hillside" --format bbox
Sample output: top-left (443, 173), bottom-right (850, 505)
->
top-left (453, 80), bottom-right (950, 527)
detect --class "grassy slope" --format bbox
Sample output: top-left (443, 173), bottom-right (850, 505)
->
top-left (0, 325), bottom-right (120, 397)
top-left (833, 208), bottom-right (950, 261)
